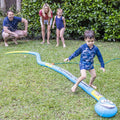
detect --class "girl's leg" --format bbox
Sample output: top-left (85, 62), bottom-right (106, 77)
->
top-left (47, 25), bottom-right (51, 44)
top-left (71, 69), bottom-right (86, 92)
top-left (41, 24), bottom-right (45, 44)
top-left (56, 29), bottom-right (60, 47)
top-left (60, 28), bottom-right (66, 47)
top-left (89, 69), bottom-right (97, 89)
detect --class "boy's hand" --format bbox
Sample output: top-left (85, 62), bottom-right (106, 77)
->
top-left (64, 58), bottom-right (70, 62)
top-left (100, 67), bottom-right (105, 72)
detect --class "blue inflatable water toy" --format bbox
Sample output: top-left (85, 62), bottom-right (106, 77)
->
top-left (6, 51), bottom-right (117, 118)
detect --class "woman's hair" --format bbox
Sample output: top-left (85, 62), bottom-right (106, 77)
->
top-left (42, 3), bottom-right (52, 17)
top-left (84, 30), bottom-right (95, 39)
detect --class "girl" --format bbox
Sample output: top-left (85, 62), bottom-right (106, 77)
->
top-left (52, 8), bottom-right (66, 48)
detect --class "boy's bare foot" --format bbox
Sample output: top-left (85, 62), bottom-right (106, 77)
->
top-left (5, 42), bottom-right (8, 47)
top-left (71, 85), bottom-right (77, 92)
top-left (90, 84), bottom-right (97, 89)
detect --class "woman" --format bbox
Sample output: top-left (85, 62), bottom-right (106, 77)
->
top-left (39, 3), bottom-right (53, 44)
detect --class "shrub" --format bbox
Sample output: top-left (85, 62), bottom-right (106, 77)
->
top-left (0, 17), bottom-right (4, 41)
top-left (18, 0), bottom-right (120, 41)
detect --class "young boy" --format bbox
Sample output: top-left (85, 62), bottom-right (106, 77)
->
top-left (64, 30), bottom-right (105, 92)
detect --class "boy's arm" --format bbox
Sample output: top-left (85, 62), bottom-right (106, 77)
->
top-left (96, 47), bottom-right (105, 72)
top-left (68, 46), bottom-right (82, 61)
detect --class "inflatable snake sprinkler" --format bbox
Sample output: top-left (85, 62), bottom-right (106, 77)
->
top-left (6, 51), bottom-right (117, 118)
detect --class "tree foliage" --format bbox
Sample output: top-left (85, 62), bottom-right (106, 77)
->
top-left (21, 0), bottom-right (120, 41)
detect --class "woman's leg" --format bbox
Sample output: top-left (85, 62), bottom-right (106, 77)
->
top-left (47, 25), bottom-right (51, 44)
top-left (41, 24), bottom-right (45, 44)
top-left (40, 17), bottom-right (45, 44)
top-left (47, 18), bottom-right (52, 44)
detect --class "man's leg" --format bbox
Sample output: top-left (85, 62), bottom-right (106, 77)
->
top-left (14, 30), bottom-right (27, 44)
top-left (2, 32), bottom-right (11, 46)
top-left (14, 30), bottom-right (27, 38)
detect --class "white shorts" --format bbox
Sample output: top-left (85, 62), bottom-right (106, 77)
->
top-left (40, 17), bottom-right (53, 26)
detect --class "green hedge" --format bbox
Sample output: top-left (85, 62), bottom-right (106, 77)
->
top-left (21, 0), bottom-right (120, 41)
top-left (0, 17), bottom-right (4, 41)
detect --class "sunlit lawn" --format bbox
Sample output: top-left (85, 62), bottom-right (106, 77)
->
top-left (0, 39), bottom-right (120, 119)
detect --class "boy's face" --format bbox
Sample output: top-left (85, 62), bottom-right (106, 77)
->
top-left (85, 38), bottom-right (95, 48)
top-left (7, 11), bottom-right (14, 21)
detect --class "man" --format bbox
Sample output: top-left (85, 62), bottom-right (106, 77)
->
top-left (2, 10), bottom-right (28, 46)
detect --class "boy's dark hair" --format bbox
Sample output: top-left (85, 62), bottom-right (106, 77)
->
top-left (7, 10), bottom-right (14, 15)
top-left (84, 30), bottom-right (95, 39)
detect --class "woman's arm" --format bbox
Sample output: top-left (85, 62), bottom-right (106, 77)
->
top-left (52, 16), bottom-right (56, 29)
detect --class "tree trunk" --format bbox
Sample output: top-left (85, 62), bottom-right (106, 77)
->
top-left (16, 0), bottom-right (21, 12)
top-left (1, 0), bottom-right (6, 12)
top-left (5, 0), bottom-right (16, 11)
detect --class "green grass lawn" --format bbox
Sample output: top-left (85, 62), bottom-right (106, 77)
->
top-left (0, 39), bottom-right (120, 120)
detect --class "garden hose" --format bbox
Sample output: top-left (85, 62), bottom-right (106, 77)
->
top-left (52, 58), bottom-right (120, 65)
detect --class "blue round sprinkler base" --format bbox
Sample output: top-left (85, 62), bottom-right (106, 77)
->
top-left (95, 99), bottom-right (117, 118)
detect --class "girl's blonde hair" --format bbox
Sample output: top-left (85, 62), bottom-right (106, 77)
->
top-left (57, 8), bottom-right (63, 14)
top-left (42, 3), bottom-right (52, 18)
